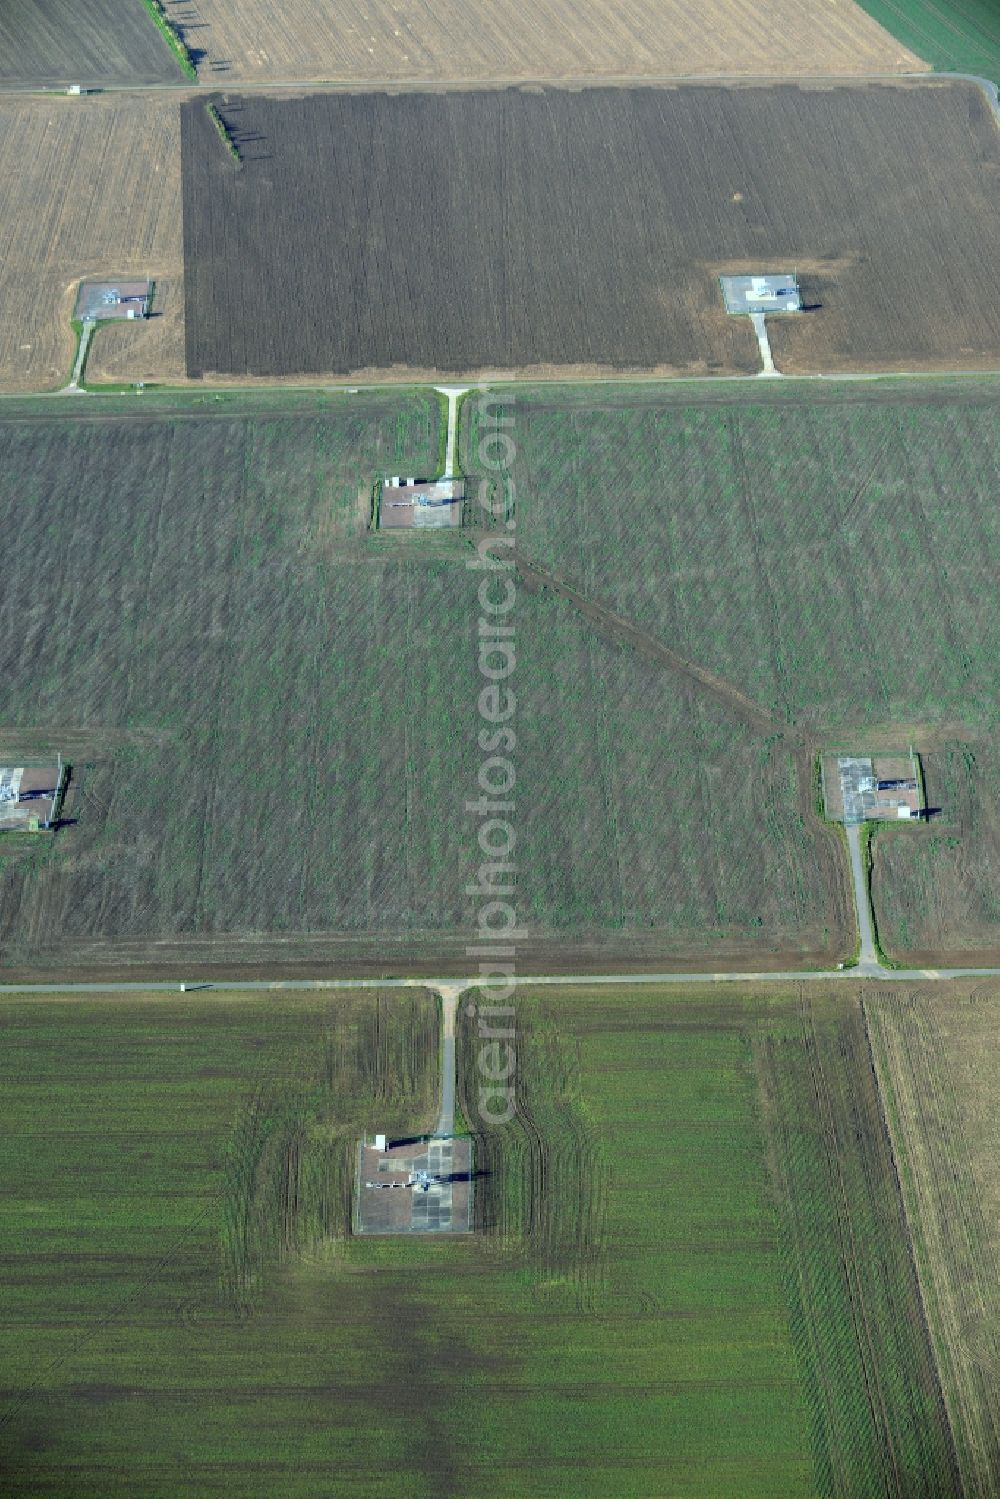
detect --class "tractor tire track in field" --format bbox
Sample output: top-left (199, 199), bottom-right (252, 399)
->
top-left (798, 994), bottom-right (904, 1499)
top-left (727, 413), bottom-right (793, 718)
top-left (814, 995), bottom-right (964, 1497)
top-left (753, 1011), bottom-right (856, 1499)
top-left (865, 986), bottom-right (1000, 1497)
top-left (457, 997), bottom-right (608, 1303)
top-left (757, 994), bottom-right (965, 1499)
top-left (858, 992), bottom-right (974, 1498)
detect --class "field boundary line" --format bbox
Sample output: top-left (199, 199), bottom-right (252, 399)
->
top-left (23, 363), bottom-right (1000, 402)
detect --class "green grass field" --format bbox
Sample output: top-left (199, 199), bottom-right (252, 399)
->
top-left (0, 988), bottom-right (441, 1497)
top-left (468, 380), bottom-right (1000, 960)
top-left (5, 380), bottom-right (1000, 967)
top-left (0, 388), bottom-right (844, 971)
top-left (872, 740), bottom-right (1000, 960)
top-left (470, 383), bottom-right (1000, 727)
top-left (0, 985), bottom-right (962, 1496)
top-left (855, 0), bottom-right (1000, 82)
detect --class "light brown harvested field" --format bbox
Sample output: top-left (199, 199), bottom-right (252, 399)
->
top-left (179, 0), bottom-right (927, 84)
top-left (866, 985), bottom-right (1000, 1499)
top-left (0, 96), bottom-right (183, 393)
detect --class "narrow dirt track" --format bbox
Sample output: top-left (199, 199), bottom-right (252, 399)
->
top-left (513, 550), bottom-right (785, 737)
top-left (846, 823), bottom-right (880, 969)
top-left (434, 987), bottom-right (461, 1135)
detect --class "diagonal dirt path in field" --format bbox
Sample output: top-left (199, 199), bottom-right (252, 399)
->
top-left (508, 546), bottom-right (857, 956)
top-left (511, 548), bottom-right (790, 738)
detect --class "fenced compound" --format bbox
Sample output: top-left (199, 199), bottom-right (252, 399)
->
top-left (377, 477), bottom-right (464, 530)
top-left (75, 279), bottom-right (152, 322)
top-left (719, 272), bottom-right (801, 315)
top-left (0, 759), bottom-right (66, 831)
top-left (354, 1134), bottom-right (474, 1234)
top-left (823, 752), bottom-right (923, 823)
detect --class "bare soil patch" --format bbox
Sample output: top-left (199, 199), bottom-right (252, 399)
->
top-left (171, 0), bottom-right (925, 84)
top-left (183, 82), bottom-right (1000, 380)
top-left (0, 95), bottom-right (183, 392)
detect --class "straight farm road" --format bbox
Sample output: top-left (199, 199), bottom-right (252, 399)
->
top-left (0, 70), bottom-right (974, 102)
top-left (433, 385), bottom-right (468, 478)
top-left (750, 312), bottom-right (779, 375)
top-left (2, 965), bottom-right (1000, 998)
top-left (434, 987), bottom-right (461, 1135)
top-left (66, 319), bottom-right (94, 389)
top-left (847, 821), bottom-right (881, 969)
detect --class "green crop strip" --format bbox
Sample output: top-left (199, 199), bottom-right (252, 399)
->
top-left (67, 318), bottom-right (89, 384)
top-left (207, 103), bottom-right (241, 164)
top-left (453, 390), bottom-right (471, 477)
top-left (855, 0), bottom-right (1000, 83)
top-left (860, 822), bottom-right (901, 968)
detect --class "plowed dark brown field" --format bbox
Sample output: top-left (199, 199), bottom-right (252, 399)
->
top-left (183, 81), bottom-right (1000, 380)
top-left (0, 0), bottom-right (178, 87)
